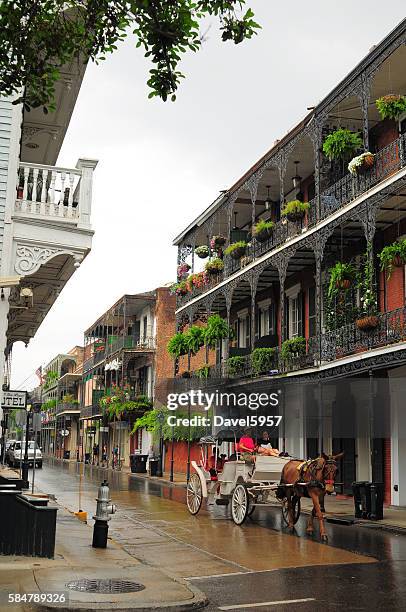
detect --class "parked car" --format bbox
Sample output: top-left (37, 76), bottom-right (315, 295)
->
top-left (7, 440), bottom-right (42, 468)
top-left (4, 439), bottom-right (18, 464)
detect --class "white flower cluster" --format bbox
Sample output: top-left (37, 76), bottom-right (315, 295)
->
top-left (348, 152), bottom-right (375, 176)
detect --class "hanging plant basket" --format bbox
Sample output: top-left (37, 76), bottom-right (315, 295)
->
top-left (336, 278), bottom-right (351, 290)
top-left (194, 245), bottom-right (210, 259)
top-left (205, 258), bottom-right (224, 275)
top-left (348, 152), bottom-right (375, 176)
top-left (375, 94), bottom-right (406, 120)
top-left (230, 246), bottom-right (246, 259)
top-left (356, 315), bottom-right (379, 332)
top-left (224, 241), bottom-right (247, 260)
top-left (286, 211), bottom-right (305, 222)
top-left (255, 227), bottom-right (273, 242)
top-left (281, 200), bottom-right (310, 222)
top-left (212, 235), bottom-right (226, 247)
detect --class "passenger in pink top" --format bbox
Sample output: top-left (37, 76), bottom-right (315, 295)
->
top-left (238, 428), bottom-right (256, 463)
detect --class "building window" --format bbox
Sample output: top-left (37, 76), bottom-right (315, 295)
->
top-left (308, 286), bottom-right (316, 338)
top-left (143, 316), bottom-right (148, 339)
top-left (237, 312), bottom-right (250, 348)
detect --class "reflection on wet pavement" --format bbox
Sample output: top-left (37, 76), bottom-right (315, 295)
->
top-left (34, 460), bottom-right (376, 579)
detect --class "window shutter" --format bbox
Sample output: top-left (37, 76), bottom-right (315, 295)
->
top-left (308, 286), bottom-right (316, 338)
top-left (297, 291), bottom-right (304, 337)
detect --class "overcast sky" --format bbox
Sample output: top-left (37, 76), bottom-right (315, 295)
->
top-left (11, 1), bottom-right (406, 390)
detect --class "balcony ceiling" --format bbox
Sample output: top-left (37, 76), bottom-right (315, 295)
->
top-left (7, 254), bottom-right (79, 347)
top-left (21, 56), bottom-right (87, 166)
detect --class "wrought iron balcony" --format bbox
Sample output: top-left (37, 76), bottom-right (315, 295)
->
top-left (56, 402), bottom-right (80, 416)
top-left (321, 307), bottom-right (406, 361)
top-left (177, 133), bottom-right (406, 310)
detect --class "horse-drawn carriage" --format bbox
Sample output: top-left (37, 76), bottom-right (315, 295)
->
top-left (186, 429), bottom-right (342, 540)
top-left (186, 430), bottom-right (301, 526)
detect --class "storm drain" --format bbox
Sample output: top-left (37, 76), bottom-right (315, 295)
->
top-left (66, 579), bottom-right (145, 594)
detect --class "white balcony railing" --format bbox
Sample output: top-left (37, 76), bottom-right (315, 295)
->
top-left (14, 158), bottom-right (97, 226)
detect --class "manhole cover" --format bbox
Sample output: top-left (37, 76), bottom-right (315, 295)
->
top-left (66, 579), bottom-right (145, 594)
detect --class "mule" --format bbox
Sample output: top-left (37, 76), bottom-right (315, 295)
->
top-left (280, 452), bottom-right (343, 541)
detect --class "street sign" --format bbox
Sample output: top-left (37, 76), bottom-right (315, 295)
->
top-left (1, 390), bottom-right (27, 409)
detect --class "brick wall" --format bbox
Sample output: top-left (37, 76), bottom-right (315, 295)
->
top-left (154, 287), bottom-right (177, 405)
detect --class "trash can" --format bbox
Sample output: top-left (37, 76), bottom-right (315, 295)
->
top-left (352, 481), bottom-right (369, 518)
top-left (149, 459), bottom-right (158, 477)
top-left (63, 450), bottom-right (70, 460)
top-left (367, 482), bottom-right (384, 520)
top-left (130, 454), bottom-right (148, 473)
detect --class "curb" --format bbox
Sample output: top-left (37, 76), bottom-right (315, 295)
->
top-left (33, 580), bottom-right (208, 611)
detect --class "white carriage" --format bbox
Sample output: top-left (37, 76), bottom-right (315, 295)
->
top-left (186, 431), bottom-right (301, 526)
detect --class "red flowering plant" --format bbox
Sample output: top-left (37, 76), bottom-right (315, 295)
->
top-left (188, 271), bottom-right (208, 290)
top-left (177, 263), bottom-right (190, 280)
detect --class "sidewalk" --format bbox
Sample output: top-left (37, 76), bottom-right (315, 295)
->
top-left (0, 469), bottom-right (207, 611)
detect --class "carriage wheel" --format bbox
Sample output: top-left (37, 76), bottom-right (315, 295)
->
top-left (187, 473), bottom-right (203, 515)
top-left (247, 496), bottom-right (256, 517)
top-left (281, 496), bottom-right (301, 526)
top-left (231, 484), bottom-right (249, 525)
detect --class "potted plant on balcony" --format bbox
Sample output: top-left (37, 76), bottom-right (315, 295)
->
top-left (348, 151), bottom-right (375, 176)
top-left (327, 262), bottom-right (356, 297)
top-left (167, 332), bottom-right (188, 358)
top-left (227, 356), bottom-right (246, 376)
top-left (189, 271), bottom-right (209, 289)
top-left (205, 258), bottom-right (224, 275)
top-left (322, 128), bottom-right (363, 161)
top-left (203, 314), bottom-right (234, 348)
top-left (378, 239), bottom-right (406, 278)
top-left (252, 219), bottom-right (275, 242)
top-left (172, 280), bottom-right (188, 296)
top-left (251, 347), bottom-right (277, 376)
top-left (184, 325), bottom-right (205, 356)
top-left (281, 337), bottom-right (306, 362)
top-left (376, 94), bottom-right (406, 120)
top-left (195, 245), bottom-right (210, 259)
top-left (224, 241), bottom-right (247, 260)
top-left (177, 263), bottom-right (190, 280)
top-left (210, 235), bottom-right (226, 248)
top-left (281, 200), bottom-right (309, 222)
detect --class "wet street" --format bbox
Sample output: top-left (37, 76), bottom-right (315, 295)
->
top-left (34, 460), bottom-right (406, 610)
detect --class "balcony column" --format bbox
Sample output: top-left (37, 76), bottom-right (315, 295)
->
top-left (275, 256), bottom-right (289, 347)
top-left (310, 118), bottom-right (323, 222)
top-left (358, 74), bottom-right (372, 151)
top-left (247, 173), bottom-right (260, 257)
top-left (225, 195), bottom-right (237, 276)
top-left (249, 272), bottom-right (259, 351)
top-left (224, 285), bottom-right (234, 363)
top-left (313, 234), bottom-right (328, 363)
top-left (76, 158), bottom-right (98, 228)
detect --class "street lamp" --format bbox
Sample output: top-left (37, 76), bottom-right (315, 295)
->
top-left (156, 411), bottom-right (165, 477)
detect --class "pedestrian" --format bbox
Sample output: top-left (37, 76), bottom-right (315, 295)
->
top-left (102, 444), bottom-right (107, 466)
top-left (93, 443), bottom-right (99, 465)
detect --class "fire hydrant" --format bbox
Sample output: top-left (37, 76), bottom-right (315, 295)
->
top-left (92, 480), bottom-right (116, 548)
